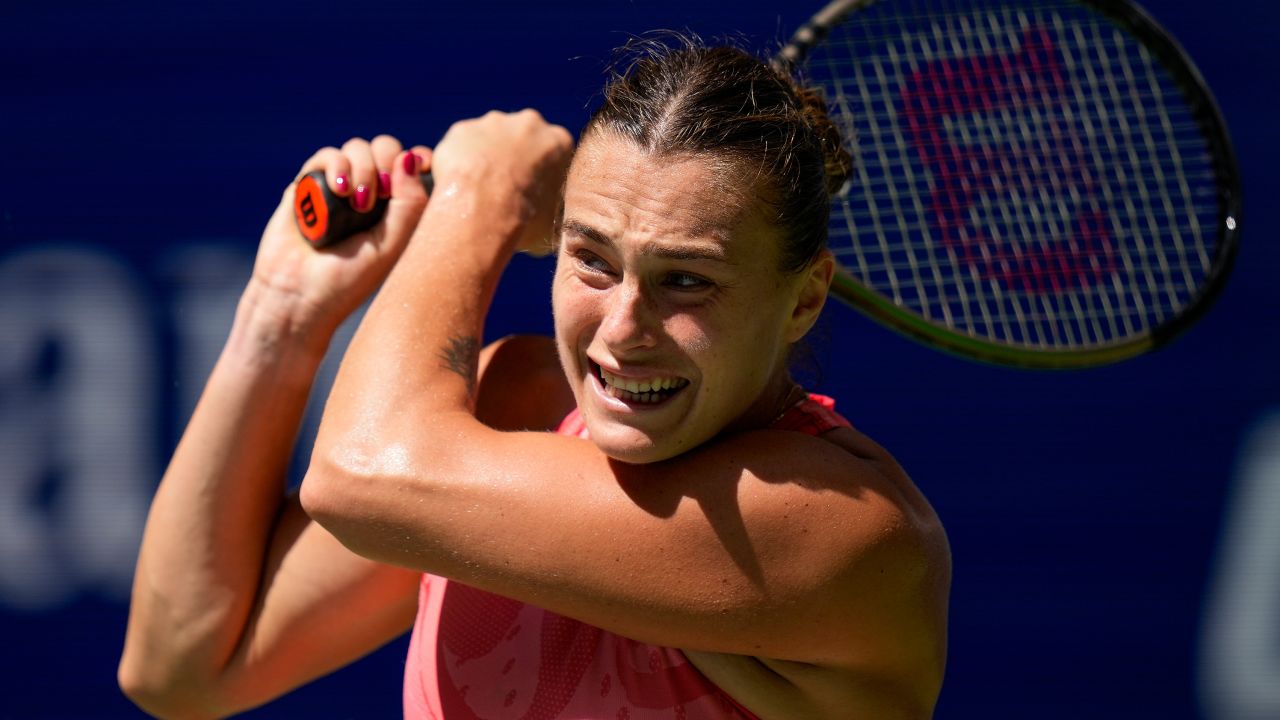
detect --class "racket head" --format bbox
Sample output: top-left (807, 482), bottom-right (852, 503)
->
top-left (780, 0), bottom-right (1241, 368)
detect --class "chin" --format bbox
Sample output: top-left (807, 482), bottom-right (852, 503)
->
top-left (583, 420), bottom-right (693, 466)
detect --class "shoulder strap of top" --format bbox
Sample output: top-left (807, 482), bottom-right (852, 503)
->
top-left (771, 393), bottom-right (853, 436)
top-left (555, 408), bottom-right (589, 437)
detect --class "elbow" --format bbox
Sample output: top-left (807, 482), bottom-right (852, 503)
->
top-left (302, 438), bottom-right (449, 568)
top-left (299, 447), bottom-right (385, 558)
top-left (117, 659), bottom-right (158, 717)
top-left (118, 666), bottom-right (184, 720)
top-left (299, 433), bottom-right (367, 522)
top-left (118, 624), bottom-right (241, 719)
top-left (299, 455), bottom-right (348, 536)
top-left (118, 655), bottom-right (223, 720)
top-left (303, 419), bottom-right (469, 568)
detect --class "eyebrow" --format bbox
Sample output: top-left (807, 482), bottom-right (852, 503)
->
top-left (561, 219), bottom-right (734, 264)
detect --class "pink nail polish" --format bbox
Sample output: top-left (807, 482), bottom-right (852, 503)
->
top-left (377, 171), bottom-right (391, 198)
top-left (354, 184), bottom-right (371, 211)
top-left (335, 174), bottom-right (349, 194)
top-left (403, 152), bottom-right (418, 175)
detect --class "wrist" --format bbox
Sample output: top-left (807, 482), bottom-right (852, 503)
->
top-left (225, 278), bottom-right (335, 380)
top-left (427, 175), bottom-right (531, 255)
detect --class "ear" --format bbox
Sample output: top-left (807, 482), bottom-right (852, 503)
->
top-left (784, 250), bottom-right (834, 344)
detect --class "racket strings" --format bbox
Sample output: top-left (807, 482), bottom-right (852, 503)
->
top-left (804, 0), bottom-right (1221, 350)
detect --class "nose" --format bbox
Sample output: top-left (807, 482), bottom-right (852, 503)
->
top-left (598, 277), bottom-right (659, 353)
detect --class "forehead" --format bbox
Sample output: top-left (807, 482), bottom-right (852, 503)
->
top-left (564, 132), bottom-right (772, 247)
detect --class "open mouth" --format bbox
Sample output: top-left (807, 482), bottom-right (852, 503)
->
top-left (591, 361), bottom-right (689, 405)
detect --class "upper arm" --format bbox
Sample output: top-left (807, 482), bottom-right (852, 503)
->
top-left (211, 495), bottom-right (421, 714)
top-left (305, 411), bottom-right (945, 668)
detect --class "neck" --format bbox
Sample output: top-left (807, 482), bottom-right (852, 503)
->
top-left (723, 372), bottom-right (803, 436)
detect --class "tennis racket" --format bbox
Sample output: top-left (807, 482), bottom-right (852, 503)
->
top-left (777, 0), bottom-right (1240, 368)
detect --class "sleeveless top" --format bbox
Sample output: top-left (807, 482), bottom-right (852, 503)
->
top-left (404, 394), bottom-right (852, 719)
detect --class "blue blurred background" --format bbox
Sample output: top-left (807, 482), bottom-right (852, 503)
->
top-left (1, 0), bottom-right (1276, 717)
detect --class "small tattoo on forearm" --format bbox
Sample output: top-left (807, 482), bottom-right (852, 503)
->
top-left (438, 335), bottom-right (480, 398)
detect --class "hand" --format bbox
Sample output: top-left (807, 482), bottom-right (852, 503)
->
top-left (249, 135), bottom-right (433, 341)
top-left (428, 110), bottom-right (574, 255)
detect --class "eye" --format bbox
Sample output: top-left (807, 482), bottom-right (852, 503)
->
top-left (573, 249), bottom-right (613, 275)
top-left (664, 272), bottom-right (713, 291)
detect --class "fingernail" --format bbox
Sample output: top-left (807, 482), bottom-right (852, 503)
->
top-left (354, 183), bottom-right (371, 211)
top-left (335, 174), bottom-right (349, 194)
top-left (402, 152), bottom-right (418, 175)
top-left (377, 171), bottom-right (391, 198)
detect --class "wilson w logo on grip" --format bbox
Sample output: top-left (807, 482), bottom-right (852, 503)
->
top-left (292, 170), bottom-right (434, 249)
top-left (293, 173), bottom-right (332, 246)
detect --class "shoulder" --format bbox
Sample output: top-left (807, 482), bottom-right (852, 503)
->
top-left (478, 334), bottom-right (560, 376)
top-left (475, 334), bottom-right (574, 432)
top-left (669, 421), bottom-right (949, 620)
top-left (703, 425), bottom-right (951, 711)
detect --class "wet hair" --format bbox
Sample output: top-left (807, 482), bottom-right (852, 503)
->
top-left (582, 35), bottom-right (853, 274)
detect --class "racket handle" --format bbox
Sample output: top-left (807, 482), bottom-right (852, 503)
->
top-left (292, 170), bottom-right (435, 249)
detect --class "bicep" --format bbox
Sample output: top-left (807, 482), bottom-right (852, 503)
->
top-left (311, 424), bottom-right (917, 664)
top-left (481, 432), bottom-right (917, 660)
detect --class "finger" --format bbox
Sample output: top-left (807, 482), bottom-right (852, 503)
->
top-left (410, 145), bottom-right (434, 201)
top-left (322, 149), bottom-right (353, 197)
top-left (408, 145), bottom-right (433, 176)
top-left (378, 150), bottom-right (431, 252)
top-left (294, 146), bottom-right (352, 197)
top-left (341, 137), bottom-right (377, 213)
top-left (370, 134), bottom-right (404, 199)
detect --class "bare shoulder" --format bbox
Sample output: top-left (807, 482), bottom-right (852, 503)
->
top-left (685, 425), bottom-right (951, 719)
top-left (821, 424), bottom-right (949, 548)
top-left (475, 334), bottom-right (574, 432)
top-left (820, 424), bottom-right (950, 693)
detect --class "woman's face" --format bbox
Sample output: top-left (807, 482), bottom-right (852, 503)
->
top-left (552, 132), bottom-right (824, 464)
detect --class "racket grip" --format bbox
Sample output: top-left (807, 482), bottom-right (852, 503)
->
top-left (292, 170), bottom-right (435, 249)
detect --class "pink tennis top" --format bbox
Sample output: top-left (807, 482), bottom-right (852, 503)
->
top-left (404, 394), bottom-right (852, 719)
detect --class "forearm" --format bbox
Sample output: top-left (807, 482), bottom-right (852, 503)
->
top-left (314, 184), bottom-right (519, 442)
top-left (302, 109), bottom-right (573, 574)
top-left (121, 278), bottom-right (331, 706)
top-left (303, 189), bottom-right (523, 556)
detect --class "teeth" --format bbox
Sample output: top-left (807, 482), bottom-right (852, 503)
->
top-left (598, 367), bottom-right (687, 399)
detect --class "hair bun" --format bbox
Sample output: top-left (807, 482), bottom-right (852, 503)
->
top-left (794, 85), bottom-right (854, 196)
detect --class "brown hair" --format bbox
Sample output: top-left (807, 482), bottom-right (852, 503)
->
top-left (582, 35), bottom-right (853, 274)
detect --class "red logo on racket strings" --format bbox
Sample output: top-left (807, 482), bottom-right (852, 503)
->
top-left (899, 26), bottom-right (1117, 295)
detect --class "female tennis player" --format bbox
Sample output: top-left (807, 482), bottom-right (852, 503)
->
top-left (120, 41), bottom-right (950, 719)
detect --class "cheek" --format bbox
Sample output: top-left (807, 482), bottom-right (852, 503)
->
top-left (550, 273), bottom-right (574, 358)
top-left (664, 314), bottom-right (711, 356)
top-left (551, 274), bottom-right (598, 348)
top-left (697, 301), bottom-right (787, 386)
